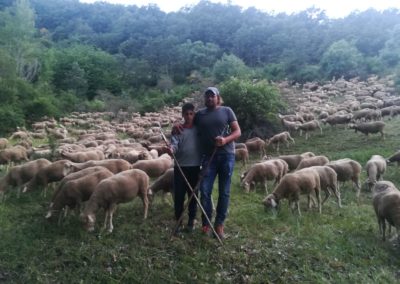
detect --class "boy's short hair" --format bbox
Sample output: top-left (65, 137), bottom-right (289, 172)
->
top-left (182, 103), bottom-right (195, 114)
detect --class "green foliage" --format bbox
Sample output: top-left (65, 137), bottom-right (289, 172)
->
top-left (320, 40), bottom-right (363, 80)
top-left (84, 99), bottom-right (106, 112)
top-left (220, 78), bottom-right (283, 129)
top-left (379, 24), bottom-right (400, 68)
top-left (0, 105), bottom-right (25, 135)
top-left (213, 53), bottom-right (250, 82)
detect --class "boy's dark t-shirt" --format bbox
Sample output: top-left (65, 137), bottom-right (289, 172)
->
top-left (194, 106), bottom-right (237, 155)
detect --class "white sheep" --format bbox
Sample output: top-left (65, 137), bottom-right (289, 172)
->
top-left (265, 131), bottom-right (295, 152)
top-left (295, 155), bottom-right (329, 170)
top-left (80, 169), bottom-right (150, 233)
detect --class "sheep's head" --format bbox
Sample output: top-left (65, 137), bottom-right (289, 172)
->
top-left (242, 181), bottom-right (251, 193)
top-left (262, 194), bottom-right (279, 210)
top-left (80, 213), bottom-right (96, 232)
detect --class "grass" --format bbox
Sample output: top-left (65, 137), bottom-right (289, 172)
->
top-left (1, 119), bottom-right (400, 283)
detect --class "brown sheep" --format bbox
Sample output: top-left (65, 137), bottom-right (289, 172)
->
top-left (130, 153), bottom-right (173, 178)
top-left (0, 145), bottom-right (29, 166)
top-left (262, 168), bottom-right (322, 215)
top-left (0, 138), bottom-right (8, 150)
top-left (61, 149), bottom-right (105, 163)
top-left (45, 168), bottom-right (114, 220)
top-left (80, 169), bottom-right (150, 233)
top-left (240, 159), bottom-right (288, 194)
top-left (296, 155), bottom-right (329, 170)
top-left (23, 159), bottom-right (71, 193)
top-left (0, 158), bottom-right (52, 195)
top-left (63, 159), bottom-right (131, 176)
top-left (298, 120), bottom-right (322, 140)
top-left (372, 181), bottom-right (400, 242)
top-left (327, 159), bottom-right (362, 201)
top-left (235, 148), bottom-right (249, 167)
top-left (348, 121), bottom-right (385, 140)
top-left (265, 131), bottom-right (295, 152)
top-left (365, 155), bottom-right (387, 191)
top-left (245, 137), bottom-right (266, 158)
top-left (386, 150), bottom-right (400, 166)
top-left (148, 168), bottom-right (174, 202)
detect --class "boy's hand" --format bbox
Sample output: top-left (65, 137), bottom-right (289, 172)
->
top-left (171, 121), bottom-right (183, 135)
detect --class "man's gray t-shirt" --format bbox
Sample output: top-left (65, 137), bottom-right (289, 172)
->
top-left (194, 106), bottom-right (237, 155)
top-left (170, 126), bottom-right (201, 167)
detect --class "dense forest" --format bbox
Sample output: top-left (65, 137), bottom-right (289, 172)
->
top-left (1, 0), bottom-right (400, 134)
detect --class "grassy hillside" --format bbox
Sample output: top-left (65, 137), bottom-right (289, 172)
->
top-left (1, 119), bottom-right (400, 283)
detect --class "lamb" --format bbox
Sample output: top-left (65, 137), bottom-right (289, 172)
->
top-left (235, 148), bottom-right (249, 167)
top-left (0, 158), bottom-right (52, 195)
top-left (80, 169), bottom-right (150, 233)
top-left (0, 145), bottom-right (29, 166)
top-left (262, 168), bottom-right (322, 215)
top-left (23, 159), bottom-right (71, 193)
top-left (130, 153), bottom-right (173, 178)
top-left (348, 121), bottom-right (385, 139)
top-left (148, 168), bottom-right (174, 201)
top-left (240, 159), bottom-right (288, 194)
top-left (302, 166), bottom-right (341, 208)
top-left (386, 150), bottom-right (400, 166)
top-left (372, 181), bottom-right (400, 242)
top-left (244, 137), bottom-right (266, 158)
top-left (280, 118), bottom-right (301, 134)
top-left (296, 155), bottom-right (329, 170)
top-left (265, 131), bottom-right (295, 152)
top-left (235, 143), bottom-right (247, 150)
top-left (298, 120), bottom-right (322, 140)
top-left (60, 149), bottom-right (105, 163)
top-left (45, 168), bottom-right (114, 220)
top-left (365, 155), bottom-right (387, 191)
top-left (63, 159), bottom-right (131, 176)
top-left (327, 158), bottom-right (362, 200)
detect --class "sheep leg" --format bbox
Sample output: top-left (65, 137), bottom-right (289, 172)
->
top-left (381, 219), bottom-right (386, 241)
top-left (107, 204), bottom-right (118, 233)
top-left (296, 200), bottom-right (302, 216)
top-left (321, 189), bottom-right (331, 206)
top-left (316, 190), bottom-right (322, 214)
top-left (142, 193), bottom-right (149, 220)
top-left (103, 211), bottom-right (109, 231)
top-left (263, 182), bottom-right (268, 195)
top-left (332, 187), bottom-right (342, 208)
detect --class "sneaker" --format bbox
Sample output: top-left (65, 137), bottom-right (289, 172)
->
top-left (214, 224), bottom-right (225, 239)
top-left (201, 225), bottom-right (211, 235)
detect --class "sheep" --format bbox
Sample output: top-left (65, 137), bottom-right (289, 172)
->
top-left (326, 158), bottom-right (362, 200)
top-left (23, 159), bottom-right (71, 193)
top-left (45, 168), bottom-right (114, 220)
top-left (365, 155), bottom-right (387, 191)
top-left (372, 181), bottom-right (400, 242)
top-left (148, 168), bottom-right (174, 202)
top-left (60, 149), bottom-right (105, 163)
top-left (296, 155), bottom-right (329, 170)
top-left (235, 148), bottom-right (249, 167)
top-left (298, 120), bottom-right (322, 140)
top-left (265, 131), bottom-right (295, 152)
top-left (280, 119), bottom-right (301, 134)
top-left (263, 152), bottom-right (315, 171)
top-left (386, 150), bottom-right (400, 166)
top-left (235, 143), bottom-right (247, 150)
top-left (262, 168), bottom-right (322, 215)
top-left (302, 166), bottom-right (341, 208)
top-left (322, 114), bottom-right (353, 128)
top-left (0, 138), bottom-right (8, 150)
top-left (63, 159), bottom-right (131, 176)
top-left (80, 169), bottom-right (150, 233)
top-left (0, 145), bottom-right (29, 166)
top-left (348, 121), bottom-right (385, 140)
top-left (240, 159), bottom-right (288, 194)
top-left (130, 153), bottom-right (173, 178)
top-left (0, 158), bottom-right (52, 196)
top-left (244, 137), bottom-right (266, 158)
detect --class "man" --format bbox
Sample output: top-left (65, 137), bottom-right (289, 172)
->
top-left (195, 87), bottom-right (241, 239)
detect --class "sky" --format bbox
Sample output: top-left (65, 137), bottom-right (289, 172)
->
top-left (79, 0), bottom-right (400, 18)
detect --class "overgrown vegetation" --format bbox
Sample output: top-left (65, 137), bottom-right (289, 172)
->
top-left (1, 1), bottom-right (400, 134)
top-left (1, 119), bottom-right (400, 282)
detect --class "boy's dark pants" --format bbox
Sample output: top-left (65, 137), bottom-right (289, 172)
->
top-left (174, 166), bottom-right (200, 226)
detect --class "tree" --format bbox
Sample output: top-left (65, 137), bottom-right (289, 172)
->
top-left (220, 78), bottom-right (283, 130)
top-left (213, 53), bottom-right (249, 82)
top-left (379, 24), bottom-right (400, 68)
top-left (320, 40), bottom-right (363, 79)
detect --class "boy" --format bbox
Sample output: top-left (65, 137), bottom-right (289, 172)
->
top-left (169, 103), bottom-right (201, 234)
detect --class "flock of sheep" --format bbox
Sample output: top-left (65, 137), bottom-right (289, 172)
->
top-left (1, 75), bottom-right (400, 243)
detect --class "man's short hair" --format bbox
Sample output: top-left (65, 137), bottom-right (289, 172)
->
top-left (182, 102), bottom-right (195, 114)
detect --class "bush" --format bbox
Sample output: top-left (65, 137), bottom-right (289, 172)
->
top-left (0, 106), bottom-right (25, 135)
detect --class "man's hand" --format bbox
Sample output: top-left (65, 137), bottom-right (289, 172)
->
top-left (215, 136), bottom-right (226, 147)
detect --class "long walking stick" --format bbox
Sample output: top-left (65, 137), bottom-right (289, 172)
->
top-left (159, 125), bottom-right (225, 245)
